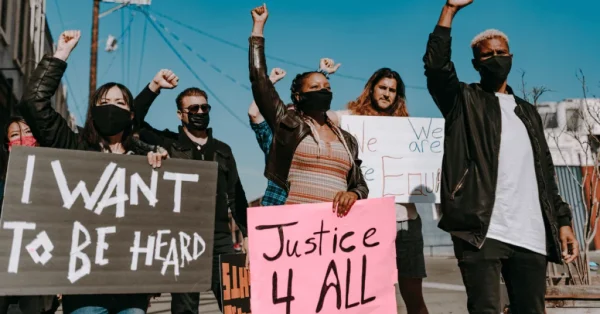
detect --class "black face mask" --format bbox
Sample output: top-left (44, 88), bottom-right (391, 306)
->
top-left (296, 89), bottom-right (333, 112)
top-left (91, 105), bottom-right (131, 136)
top-left (477, 55), bottom-right (512, 88)
top-left (186, 112), bottom-right (210, 131)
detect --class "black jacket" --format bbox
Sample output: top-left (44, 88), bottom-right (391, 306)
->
top-left (134, 86), bottom-right (248, 249)
top-left (248, 36), bottom-right (369, 199)
top-left (18, 55), bottom-right (153, 313)
top-left (423, 26), bottom-right (572, 263)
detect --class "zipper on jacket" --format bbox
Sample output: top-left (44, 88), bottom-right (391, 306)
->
top-left (450, 168), bottom-right (469, 200)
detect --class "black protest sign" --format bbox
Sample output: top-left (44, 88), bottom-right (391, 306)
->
top-left (220, 253), bottom-right (251, 314)
top-left (0, 146), bottom-right (217, 295)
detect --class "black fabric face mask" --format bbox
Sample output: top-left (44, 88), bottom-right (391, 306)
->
top-left (91, 105), bottom-right (131, 136)
top-left (296, 89), bottom-right (333, 112)
top-left (477, 55), bottom-right (512, 88)
top-left (186, 112), bottom-right (210, 131)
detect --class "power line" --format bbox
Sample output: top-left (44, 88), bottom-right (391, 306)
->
top-left (136, 16), bottom-right (149, 91)
top-left (147, 8), bottom-right (427, 91)
top-left (52, 0), bottom-right (87, 122)
top-left (63, 75), bottom-right (85, 123)
top-left (121, 7), bottom-right (125, 84)
top-left (143, 10), bottom-right (252, 91)
top-left (99, 12), bottom-right (136, 83)
top-left (140, 10), bottom-right (250, 129)
top-left (126, 9), bottom-right (133, 86)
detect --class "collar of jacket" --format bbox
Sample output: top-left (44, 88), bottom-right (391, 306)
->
top-left (473, 84), bottom-right (532, 107)
top-left (172, 126), bottom-right (214, 151)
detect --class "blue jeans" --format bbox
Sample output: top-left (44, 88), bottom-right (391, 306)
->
top-left (70, 307), bottom-right (145, 314)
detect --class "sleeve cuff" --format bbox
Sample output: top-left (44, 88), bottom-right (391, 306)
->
top-left (557, 216), bottom-right (572, 228)
top-left (45, 55), bottom-right (68, 69)
top-left (145, 84), bottom-right (160, 96)
top-left (433, 25), bottom-right (451, 38)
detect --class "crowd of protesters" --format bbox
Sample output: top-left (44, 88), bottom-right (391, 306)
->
top-left (0, 0), bottom-right (581, 313)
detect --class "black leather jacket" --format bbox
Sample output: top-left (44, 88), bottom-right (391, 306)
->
top-left (249, 36), bottom-right (369, 200)
top-left (19, 55), bottom-right (160, 155)
top-left (423, 26), bottom-right (572, 263)
top-left (18, 55), bottom-right (154, 313)
top-left (134, 86), bottom-right (248, 249)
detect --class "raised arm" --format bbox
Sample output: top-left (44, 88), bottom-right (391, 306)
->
top-left (423, 0), bottom-right (472, 118)
top-left (133, 69), bottom-right (179, 144)
top-left (19, 31), bottom-right (81, 149)
top-left (249, 67), bottom-right (286, 156)
top-left (135, 70), bottom-right (178, 125)
top-left (248, 4), bottom-right (287, 129)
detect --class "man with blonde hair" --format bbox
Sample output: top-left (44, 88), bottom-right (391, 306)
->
top-left (423, 0), bottom-right (579, 313)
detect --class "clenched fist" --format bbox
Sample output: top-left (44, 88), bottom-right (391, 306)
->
top-left (251, 4), bottom-right (268, 36)
top-left (251, 4), bottom-right (268, 24)
top-left (446, 0), bottom-right (473, 9)
top-left (54, 30), bottom-right (81, 61)
top-left (269, 68), bottom-right (286, 84)
top-left (319, 58), bottom-right (341, 75)
top-left (149, 69), bottom-right (179, 92)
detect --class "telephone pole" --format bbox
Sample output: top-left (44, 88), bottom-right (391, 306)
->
top-left (89, 0), bottom-right (100, 97)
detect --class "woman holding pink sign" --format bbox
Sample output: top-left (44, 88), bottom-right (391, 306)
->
top-left (248, 4), bottom-right (368, 216)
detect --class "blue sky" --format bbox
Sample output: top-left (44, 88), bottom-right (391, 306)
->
top-left (46, 0), bottom-right (600, 200)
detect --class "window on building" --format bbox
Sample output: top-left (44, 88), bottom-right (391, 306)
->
top-left (541, 112), bottom-right (559, 129)
top-left (0, 0), bottom-right (8, 32)
top-left (566, 109), bottom-right (581, 132)
top-left (16, 1), bottom-right (26, 63)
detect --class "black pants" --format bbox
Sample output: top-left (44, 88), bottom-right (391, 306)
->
top-left (171, 247), bottom-right (234, 314)
top-left (452, 237), bottom-right (547, 314)
top-left (0, 296), bottom-right (58, 314)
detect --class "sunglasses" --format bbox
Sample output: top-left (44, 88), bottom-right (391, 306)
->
top-left (183, 104), bottom-right (211, 114)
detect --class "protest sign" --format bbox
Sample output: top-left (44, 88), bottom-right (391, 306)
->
top-left (220, 253), bottom-right (251, 314)
top-left (248, 197), bottom-right (397, 314)
top-left (341, 116), bottom-right (444, 203)
top-left (0, 146), bottom-right (218, 295)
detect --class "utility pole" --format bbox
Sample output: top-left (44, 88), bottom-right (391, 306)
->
top-left (89, 0), bottom-right (100, 97)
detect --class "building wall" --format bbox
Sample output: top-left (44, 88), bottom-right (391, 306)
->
top-left (0, 0), bottom-right (75, 142)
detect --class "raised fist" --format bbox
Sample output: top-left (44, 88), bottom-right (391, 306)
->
top-left (54, 30), bottom-right (81, 61)
top-left (153, 69), bottom-right (179, 89)
top-left (251, 4), bottom-right (268, 24)
top-left (319, 58), bottom-right (341, 75)
top-left (446, 0), bottom-right (473, 9)
top-left (269, 68), bottom-right (286, 84)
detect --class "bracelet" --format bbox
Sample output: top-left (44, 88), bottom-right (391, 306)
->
top-left (317, 69), bottom-right (330, 78)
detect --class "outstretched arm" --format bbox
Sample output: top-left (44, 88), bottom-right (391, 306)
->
top-left (423, 0), bottom-right (472, 119)
top-left (19, 31), bottom-right (81, 150)
top-left (248, 4), bottom-right (288, 129)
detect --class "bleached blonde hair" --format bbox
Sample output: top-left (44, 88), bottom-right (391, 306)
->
top-left (470, 29), bottom-right (509, 49)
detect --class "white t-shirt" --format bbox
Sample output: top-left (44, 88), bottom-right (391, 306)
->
top-left (486, 93), bottom-right (547, 255)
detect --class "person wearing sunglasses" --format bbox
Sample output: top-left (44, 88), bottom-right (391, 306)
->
top-left (134, 70), bottom-right (249, 314)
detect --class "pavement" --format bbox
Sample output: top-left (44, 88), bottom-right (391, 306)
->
top-left (141, 256), bottom-right (469, 314)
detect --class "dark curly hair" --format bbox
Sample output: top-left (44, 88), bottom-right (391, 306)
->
top-left (289, 71), bottom-right (326, 105)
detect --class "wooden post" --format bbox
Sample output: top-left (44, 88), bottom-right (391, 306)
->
top-left (89, 0), bottom-right (100, 98)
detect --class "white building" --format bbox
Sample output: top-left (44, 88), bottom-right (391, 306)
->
top-left (537, 98), bottom-right (600, 167)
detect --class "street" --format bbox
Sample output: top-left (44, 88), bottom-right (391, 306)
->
top-left (140, 256), bottom-right (467, 314)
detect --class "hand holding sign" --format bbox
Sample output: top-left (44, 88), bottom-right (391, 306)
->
top-left (332, 191), bottom-right (358, 217)
top-left (248, 197), bottom-right (397, 314)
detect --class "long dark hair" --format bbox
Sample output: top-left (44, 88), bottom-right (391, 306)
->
top-left (81, 82), bottom-right (134, 152)
top-left (347, 68), bottom-right (408, 117)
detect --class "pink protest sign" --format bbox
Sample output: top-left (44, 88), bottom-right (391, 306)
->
top-left (247, 197), bottom-right (397, 314)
